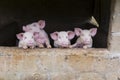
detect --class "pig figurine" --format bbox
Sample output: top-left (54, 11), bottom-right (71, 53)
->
top-left (50, 31), bottom-right (75, 48)
top-left (22, 20), bottom-right (51, 48)
top-left (16, 32), bottom-right (36, 49)
top-left (70, 28), bottom-right (97, 49)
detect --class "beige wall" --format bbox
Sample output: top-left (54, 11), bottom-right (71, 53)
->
top-left (109, 0), bottom-right (120, 53)
top-left (0, 47), bottom-right (120, 80)
top-left (0, 0), bottom-right (120, 80)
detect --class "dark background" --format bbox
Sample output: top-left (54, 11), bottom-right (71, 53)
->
top-left (0, 0), bottom-right (111, 48)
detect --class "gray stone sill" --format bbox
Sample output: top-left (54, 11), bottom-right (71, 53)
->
top-left (0, 47), bottom-right (120, 80)
top-left (0, 47), bottom-right (109, 57)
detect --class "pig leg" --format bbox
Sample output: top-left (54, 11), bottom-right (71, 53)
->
top-left (69, 43), bottom-right (78, 48)
top-left (18, 42), bottom-right (27, 49)
top-left (18, 43), bottom-right (22, 48)
top-left (30, 45), bottom-right (35, 49)
top-left (23, 45), bottom-right (28, 49)
top-left (83, 45), bottom-right (88, 49)
top-left (38, 43), bottom-right (44, 48)
top-left (45, 40), bottom-right (51, 48)
top-left (54, 43), bottom-right (59, 48)
top-left (83, 44), bottom-right (92, 49)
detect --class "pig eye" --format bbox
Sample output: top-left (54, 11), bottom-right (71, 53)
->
top-left (58, 36), bottom-right (61, 39)
top-left (33, 24), bottom-right (36, 27)
top-left (24, 37), bottom-right (27, 39)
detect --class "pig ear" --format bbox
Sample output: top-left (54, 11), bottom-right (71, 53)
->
top-left (74, 28), bottom-right (82, 36)
top-left (16, 33), bottom-right (24, 40)
top-left (23, 26), bottom-right (30, 32)
top-left (67, 31), bottom-right (75, 40)
top-left (90, 28), bottom-right (97, 37)
top-left (50, 32), bottom-right (58, 40)
top-left (38, 20), bottom-right (45, 29)
top-left (22, 26), bottom-right (27, 31)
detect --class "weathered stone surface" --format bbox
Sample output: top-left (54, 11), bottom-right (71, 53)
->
top-left (77, 72), bottom-right (105, 80)
top-left (109, 34), bottom-right (120, 53)
top-left (111, 14), bottom-right (120, 32)
top-left (114, 0), bottom-right (120, 13)
top-left (51, 72), bottom-right (76, 80)
top-left (108, 0), bottom-right (120, 53)
top-left (0, 47), bottom-right (120, 80)
top-left (105, 72), bottom-right (120, 80)
top-left (110, 0), bottom-right (120, 32)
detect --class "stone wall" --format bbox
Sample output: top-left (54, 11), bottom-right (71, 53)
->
top-left (0, 0), bottom-right (120, 80)
top-left (108, 0), bottom-right (120, 53)
top-left (0, 47), bottom-right (120, 80)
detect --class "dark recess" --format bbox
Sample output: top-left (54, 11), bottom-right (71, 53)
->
top-left (0, 0), bottom-right (111, 48)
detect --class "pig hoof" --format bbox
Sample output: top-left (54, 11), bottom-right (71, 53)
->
top-left (30, 46), bottom-right (35, 49)
top-left (69, 45), bottom-right (73, 48)
top-left (83, 46), bottom-right (87, 49)
top-left (23, 46), bottom-right (28, 49)
top-left (39, 46), bottom-right (44, 48)
top-left (39, 45), bottom-right (44, 48)
top-left (47, 45), bottom-right (51, 48)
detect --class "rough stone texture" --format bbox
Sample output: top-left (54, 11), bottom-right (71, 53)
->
top-left (109, 34), bottom-right (120, 53)
top-left (77, 72), bottom-right (105, 80)
top-left (114, 0), bottom-right (120, 13)
top-left (109, 0), bottom-right (120, 52)
top-left (111, 13), bottom-right (120, 32)
top-left (0, 47), bottom-right (120, 80)
top-left (105, 72), bottom-right (120, 80)
top-left (111, 0), bottom-right (120, 32)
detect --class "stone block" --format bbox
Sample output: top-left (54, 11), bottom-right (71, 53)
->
top-left (77, 72), bottom-right (105, 80)
top-left (109, 34), bottom-right (120, 53)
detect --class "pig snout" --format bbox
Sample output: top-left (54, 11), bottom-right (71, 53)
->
top-left (82, 38), bottom-right (91, 44)
top-left (35, 38), bottom-right (45, 44)
top-left (60, 43), bottom-right (69, 47)
top-left (84, 39), bottom-right (90, 43)
top-left (62, 44), bottom-right (69, 47)
top-left (27, 40), bottom-right (35, 45)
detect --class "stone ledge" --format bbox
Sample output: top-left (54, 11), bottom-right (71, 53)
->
top-left (0, 47), bottom-right (109, 56)
top-left (109, 34), bottom-right (120, 53)
top-left (0, 47), bottom-right (120, 80)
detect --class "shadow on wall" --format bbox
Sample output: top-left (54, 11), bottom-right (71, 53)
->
top-left (0, 22), bottom-right (19, 46)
